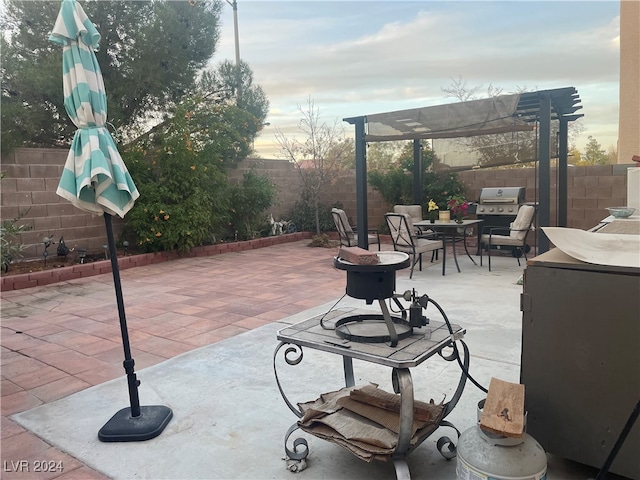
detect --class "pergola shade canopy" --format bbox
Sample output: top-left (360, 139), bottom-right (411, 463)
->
top-left (364, 93), bottom-right (530, 142)
top-left (346, 87), bottom-right (583, 172)
top-left (359, 87), bottom-right (583, 143)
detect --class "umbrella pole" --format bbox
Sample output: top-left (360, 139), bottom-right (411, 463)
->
top-left (104, 213), bottom-right (141, 416)
top-left (98, 213), bottom-right (173, 442)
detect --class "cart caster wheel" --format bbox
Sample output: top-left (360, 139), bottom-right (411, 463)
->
top-left (524, 244), bottom-right (531, 253)
top-left (512, 249), bottom-right (523, 258)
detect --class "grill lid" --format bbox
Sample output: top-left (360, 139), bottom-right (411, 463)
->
top-left (479, 187), bottom-right (525, 204)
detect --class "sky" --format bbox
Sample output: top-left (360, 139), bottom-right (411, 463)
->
top-left (213, 0), bottom-right (621, 159)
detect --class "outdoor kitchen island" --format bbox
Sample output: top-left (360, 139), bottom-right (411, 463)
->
top-left (521, 220), bottom-right (640, 479)
top-left (273, 251), bottom-right (468, 480)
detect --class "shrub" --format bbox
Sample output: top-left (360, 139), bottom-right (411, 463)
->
top-left (224, 169), bottom-right (278, 241)
top-left (308, 233), bottom-right (337, 248)
top-left (122, 98), bottom-right (257, 252)
top-left (368, 142), bottom-right (466, 211)
top-left (287, 195), bottom-right (339, 233)
top-left (1, 209), bottom-right (32, 272)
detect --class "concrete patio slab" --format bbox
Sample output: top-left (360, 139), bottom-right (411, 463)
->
top-left (9, 255), bottom-right (614, 480)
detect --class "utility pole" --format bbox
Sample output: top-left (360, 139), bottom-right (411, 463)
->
top-left (226, 0), bottom-right (241, 105)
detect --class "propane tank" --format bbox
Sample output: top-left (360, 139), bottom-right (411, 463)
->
top-left (456, 400), bottom-right (547, 480)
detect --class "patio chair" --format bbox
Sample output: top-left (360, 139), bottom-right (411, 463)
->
top-left (393, 205), bottom-right (423, 223)
top-left (385, 213), bottom-right (445, 278)
top-left (479, 204), bottom-right (536, 271)
top-left (393, 204), bottom-right (430, 238)
top-left (331, 208), bottom-right (380, 250)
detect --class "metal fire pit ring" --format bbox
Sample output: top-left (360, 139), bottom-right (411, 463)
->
top-left (334, 313), bottom-right (413, 344)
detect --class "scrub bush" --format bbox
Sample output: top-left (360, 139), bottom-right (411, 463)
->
top-left (123, 98), bottom-right (259, 252)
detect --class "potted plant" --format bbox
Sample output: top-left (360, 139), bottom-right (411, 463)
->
top-left (447, 195), bottom-right (469, 223)
top-left (427, 199), bottom-right (439, 223)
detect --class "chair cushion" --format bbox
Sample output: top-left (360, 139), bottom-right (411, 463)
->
top-left (510, 205), bottom-right (535, 241)
top-left (481, 234), bottom-right (524, 246)
top-left (393, 205), bottom-right (423, 223)
top-left (413, 238), bottom-right (443, 253)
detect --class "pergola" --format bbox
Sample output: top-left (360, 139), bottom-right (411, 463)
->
top-left (344, 87), bottom-right (583, 254)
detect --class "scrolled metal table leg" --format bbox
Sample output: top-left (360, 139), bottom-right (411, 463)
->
top-left (439, 340), bottom-right (469, 419)
top-left (284, 423), bottom-right (309, 464)
top-left (431, 339), bottom-right (469, 459)
top-left (273, 341), bottom-right (305, 418)
top-left (275, 342), bottom-right (311, 472)
top-left (391, 368), bottom-right (414, 479)
top-left (435, 420), bottom-right (461, 459)
top-left (393, 458), bottom-right (411, 480)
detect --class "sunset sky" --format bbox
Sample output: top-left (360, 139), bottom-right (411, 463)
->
top-left (214, 1), bottom-right (621, 159)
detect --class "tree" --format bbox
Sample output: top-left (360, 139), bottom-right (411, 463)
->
top-left (196, 59), bottom-right (269, 128)
top-left (580, 136), bottom-right (609, 165)
top-left (568, 147), bottom-right (582, 164)
top-left (441, 78), bottom-right (538, 168)
top-left (606, 145), bottom-right (617, 165)
top-left (441, 75), bottom-right (503, 102)
top-left (440, 77), bottom-right (585, 168)
top-left (1, 0), bottom-right (223, 154)
top-left (275, 98), bottom-right (349, 234)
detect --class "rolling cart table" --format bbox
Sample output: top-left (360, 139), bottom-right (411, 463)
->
top-left (273, 309), bottom-right (468, 480)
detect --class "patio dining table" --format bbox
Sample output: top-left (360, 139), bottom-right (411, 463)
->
top-left (414, 219), bottom-right (483, 272)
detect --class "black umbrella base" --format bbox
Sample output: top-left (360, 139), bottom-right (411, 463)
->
top-left (98, 405), bottom-right (173, 442)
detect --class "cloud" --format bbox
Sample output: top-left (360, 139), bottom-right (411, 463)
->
top-left (215, 1), bottom-right (620, 156)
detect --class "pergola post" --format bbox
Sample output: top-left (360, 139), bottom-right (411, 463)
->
top-left (558, 119), bottom-right (569, 227)
top-left (413, 140), bottom-right (422, 206)
top-left (353, 117), bottom-right (368, 249)
top-left (538, 94), bottom-right (552, 254)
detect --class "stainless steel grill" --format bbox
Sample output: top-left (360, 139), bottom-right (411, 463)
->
top-left (475, 187), bottom-right (528, 255)
top-left (476, 187), bottom-right (526, 216)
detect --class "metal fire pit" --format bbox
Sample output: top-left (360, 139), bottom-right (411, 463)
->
top-left (333, 252), bottom-right (410, 303)
top-left (333, 252), bottom-right (412, 346)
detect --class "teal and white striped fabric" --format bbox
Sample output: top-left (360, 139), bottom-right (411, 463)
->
top-left (50, 0), bottom-right (138, 218)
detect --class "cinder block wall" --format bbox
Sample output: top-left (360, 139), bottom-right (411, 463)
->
top-left (230, 158), bottom-right (391, 230)
top-left (1, 148), bottom-right (631, 261)
top-left (458, 164), bottom-right (629, 231)
top-left (1, 148), bottom-right (125, 258)
top-left (229, 158), bottom-right (303, 220)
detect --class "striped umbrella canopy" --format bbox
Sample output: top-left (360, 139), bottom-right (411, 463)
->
top-left (50, 0), bottom-right (138, 218)
top-left (48, 1), bottom-right (172, 442)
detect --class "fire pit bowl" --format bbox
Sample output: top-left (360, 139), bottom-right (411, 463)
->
top-left (606, 207), bottom-right (636, 218)
top-left (334, 252), bottom-right (410, 304)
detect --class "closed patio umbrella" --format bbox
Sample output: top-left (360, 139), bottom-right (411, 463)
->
top-left (50, 0), bottom-right (172, 442)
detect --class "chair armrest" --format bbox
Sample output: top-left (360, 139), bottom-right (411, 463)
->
top-left (418, 231), bottom-right (444, 241)
top-left (353, 225), bottom-right (379, 238)
top-left (482, 226), bottom-right (511, 235)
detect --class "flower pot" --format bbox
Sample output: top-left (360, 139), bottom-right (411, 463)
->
top-left (439, 210), bottom-right (451, 223)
